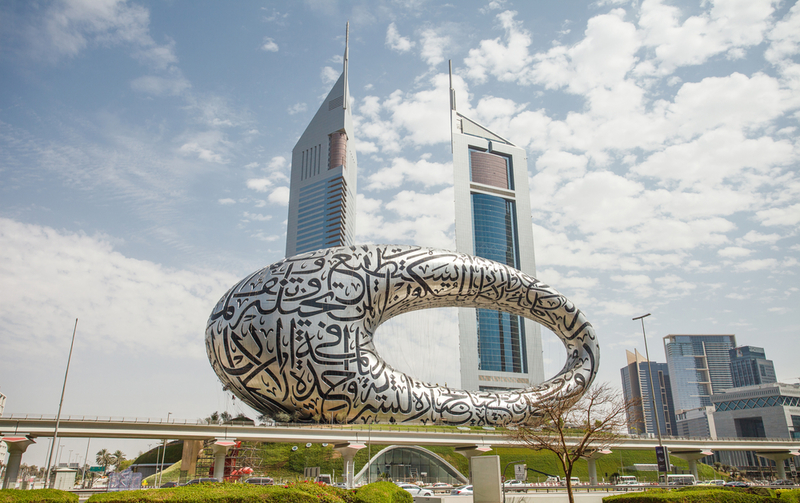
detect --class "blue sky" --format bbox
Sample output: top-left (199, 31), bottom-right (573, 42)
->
top-left (1, 0), bottom-right (799, 464)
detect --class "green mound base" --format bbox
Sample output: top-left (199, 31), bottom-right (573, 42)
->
top-left (605, 486), bottom-right (800, 503)
top-left (85, 481), bottom-right (408, 503)
top-left (0, 489), bottom-right (78, 503)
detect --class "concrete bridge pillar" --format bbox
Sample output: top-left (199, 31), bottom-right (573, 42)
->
top-left (211, 439), bottom-right (237, 481)
top-left (669, 450), bottom-right (713, 480)
top-left (455, 445), bottom-right (492, 484)
top-left (2, 436), bottom-right (35, 489)
top-left (582, 449), bottom-right (611, 485)
top-left (757, 451), bottom-right (800, 480)
top-left (334, 442), bottom-right (365, 489)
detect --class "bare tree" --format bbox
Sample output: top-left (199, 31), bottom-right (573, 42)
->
top-left (510, 382), bottom-right (639, 503)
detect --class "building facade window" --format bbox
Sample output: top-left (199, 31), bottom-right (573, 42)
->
top-left (469, 149), bottom-right (513, 190)
top-left (471, 192), bottom-right (525, 373)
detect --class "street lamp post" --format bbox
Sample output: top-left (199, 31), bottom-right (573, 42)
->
top-left (632, 313), bottom-right (667, 483)
top-left (44, 318), bottom-right (79, 488)
top-left (157, 412), bottom-right (172, 487)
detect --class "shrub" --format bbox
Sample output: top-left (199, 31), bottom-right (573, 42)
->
top-left (284, 482), bottom-right (355, 503)
top-left (86, 483), bottom-right (320, 503)
top-left (604, 487), bottom-right (781, 503)
top-left (0, 490), bottom-right (78, 503)
top-left (354, 482), bottom-right (411, 503)
top-left (778, 489), bottom-right (800, 503)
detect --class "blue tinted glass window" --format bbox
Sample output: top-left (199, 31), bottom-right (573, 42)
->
top-left (471, 193), bottom-right (525, 373)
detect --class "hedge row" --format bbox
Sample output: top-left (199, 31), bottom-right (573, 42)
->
top-left (83, 481), bottom-right (409, 503)
top-left (0, 490), bottom-right (78, 503)
top-left (605, 487), bottom-right (800, 503)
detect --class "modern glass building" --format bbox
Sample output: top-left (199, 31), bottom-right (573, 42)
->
top-left (285, 26), bottom-right (357, 257)
top-left (663, 334), bottom-right (736, 413)
top-left (729, 346), bottom-right (777, 388)
top-left (353, 445), bottom-right (468, 486)
top-left (450, 68), bottom-right (544, 391)
top-left (620, 349), bottom-right (677, 436)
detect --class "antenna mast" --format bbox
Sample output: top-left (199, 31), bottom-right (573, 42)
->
top-left (449, 60), bottom-right (456, 152)
top-left (343, 22), bottom-right (349, 110)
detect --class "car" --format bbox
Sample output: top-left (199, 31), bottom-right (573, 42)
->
top-left (159, 481), bottom-right (178, 488)
top-left (724, 481), bottom-right (749, 488)
top-left (244, 477), bottom-right (275, 485)
top-left (450, 485), bottom-right (473, 495)
top-left (184, 478), bottom-right (219, 485)
top-left (773, 479), bottom-right (795, 486)
top-left (397, 483), bottom-right (433, 497)
top-left (433, 482), bottom-right (452, 488)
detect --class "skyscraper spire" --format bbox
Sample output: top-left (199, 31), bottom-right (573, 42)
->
top-left (343, 22), bottom-right (349, 110)
top-left (284, 24), bottom-right (357, 257)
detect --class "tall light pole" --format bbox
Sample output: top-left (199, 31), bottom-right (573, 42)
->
top-left (633, 313), bottom-right (667, 482)
top-left (157, 412), bottom-right (171, 487)
top-left (44, 318), bottom-right (79, 488)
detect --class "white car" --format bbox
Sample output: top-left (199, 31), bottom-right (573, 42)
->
top-left (397, 484), bottom-right (433, 497)
top-left (450, 485), bottom-right (473, 495)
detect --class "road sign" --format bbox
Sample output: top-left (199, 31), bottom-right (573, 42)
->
top-left (89, 466), bottom-right (104, 472)
top-left (655, 446), bottom-right (670, 472)
top-left (515, 464), bottom-right (527, 481)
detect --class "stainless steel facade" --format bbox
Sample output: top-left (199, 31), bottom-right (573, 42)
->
top-left (206, 245), bottom-right (598, 426)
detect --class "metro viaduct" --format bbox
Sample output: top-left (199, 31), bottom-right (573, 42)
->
top-left (2, 416), bottom-right (799, 488)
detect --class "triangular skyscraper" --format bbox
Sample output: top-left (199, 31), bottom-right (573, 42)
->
top-left (449, 62), bottom-right (544, 391)
top-left (285, 24), bottom-right (357, 257)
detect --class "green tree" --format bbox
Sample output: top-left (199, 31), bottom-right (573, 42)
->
top-left (96, 449), bottom-right (114, 474)
top-left (112, 449), bottom-right (126, 470)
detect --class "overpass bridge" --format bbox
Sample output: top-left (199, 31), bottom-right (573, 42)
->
top-left (3, 415), bottom-right (799, 487)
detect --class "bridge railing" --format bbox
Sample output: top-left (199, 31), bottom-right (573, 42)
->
top-left (2, 414), bottom-right (800, 444)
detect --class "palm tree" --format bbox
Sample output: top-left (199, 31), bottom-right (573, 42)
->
top-left (96, 449), bottom-right (114, 474)
top-left (112, 450), bottom-right (125, 471)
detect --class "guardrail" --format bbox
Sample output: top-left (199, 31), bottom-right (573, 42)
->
top-left (2, 414), bottom-right (799, 444)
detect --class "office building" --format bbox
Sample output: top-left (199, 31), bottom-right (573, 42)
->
top-left (730, 346), bottom-right (777, 388)
top-left (285, 26), bottom-right (357, 257)
top-left (620, 349), bottom-right (677, 436)
top-left (712, 382), bottom-right (800, 439)
top-left (663, 334), bottom-right (736, 413)
top-left (711, 383), bottom-right (800, 478)
top-left (450, 67), bottom-right (544, 391)
top-left (675, 406), bottom-right (716, 438)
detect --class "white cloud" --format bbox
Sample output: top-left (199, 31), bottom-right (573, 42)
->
top-left (131, 75), bottom-right (190, 96)
top-left (31, 0), bottom-right (177, 70)
top-left (765, 1), bottom-right (800, 65)
top-left (420, 28), bottom-right (450, 67)
top-left (268, 186), bottom-right (290, 206)
top-left (357, 188), bottom-right (455, 249)
top-left (179, 142), bottom-right (224, 163)
top-left (246, 178), bottom-right (272, 192)
top-left (261, 37), bottom-right (279, 52)
top-left (718, 246), bottom-right (752, 258)
top-left (288, 103), bottom-right (308, 115)
top-left (0, 218), bottom-right (236, 360)
top-left (735, 258), bottom-right (778, 271)
top-left (638, 0), bottom-right (777, 74)
top-left (321, 66), bottom-right (339, 85)
top-left (365, 155), bottom-right (452, 190)
top-left (464, 10), bottom-right (534, 85)
top-left (386, 22), bottom-right (414, 53)
top-left (737, 231), bottom-right (783, 244)
top-left (756, 203), bottom-right (800, 226)
top-left (242, 212), bottom-right (271, 222)
top-left (268, 156), bottom-right (287, 170)
top-left (218, 198), bottom-right (236, 205)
